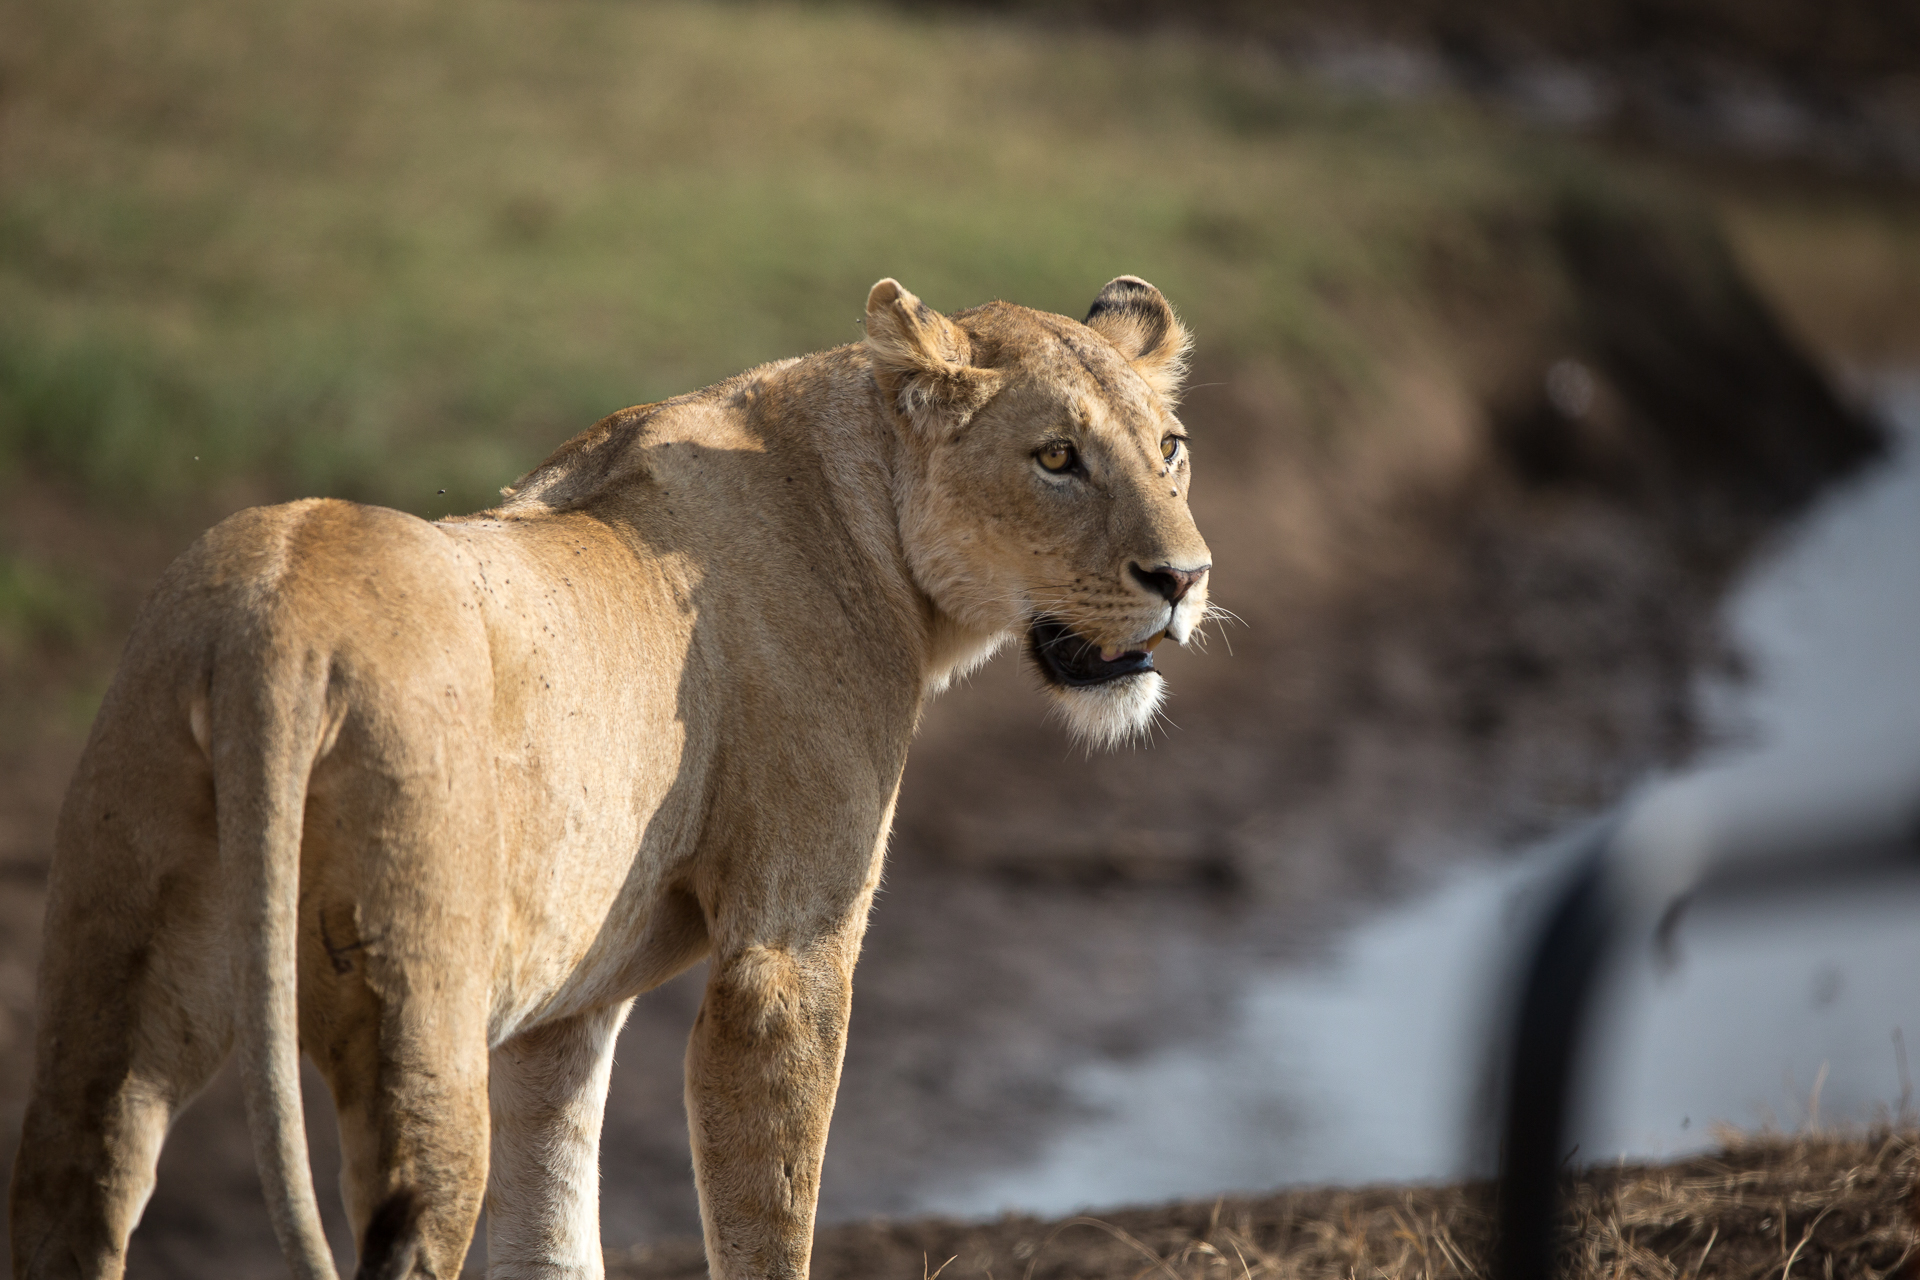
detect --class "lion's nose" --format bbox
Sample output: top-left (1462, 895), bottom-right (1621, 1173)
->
top-left (1130, 562), bottom-right (1209, 604)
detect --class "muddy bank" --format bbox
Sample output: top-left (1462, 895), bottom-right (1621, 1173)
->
top-left (0, 194), bottom-right (1884, 1272)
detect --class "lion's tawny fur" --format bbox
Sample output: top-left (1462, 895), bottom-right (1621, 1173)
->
top-left (10, 278), bottom-right (1210, 1280)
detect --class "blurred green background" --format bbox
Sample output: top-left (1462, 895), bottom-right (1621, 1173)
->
top-left (0, 0), bottom-right (1611, 517)
top-left (3, 0), bottom-right (1917, 626)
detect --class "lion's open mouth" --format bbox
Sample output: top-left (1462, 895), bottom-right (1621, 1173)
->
top-left (1027, 617), bottom-right (1157, 688)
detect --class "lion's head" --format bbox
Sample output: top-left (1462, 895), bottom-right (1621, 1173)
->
top-left (866, 275), bottom-right (1213, 748)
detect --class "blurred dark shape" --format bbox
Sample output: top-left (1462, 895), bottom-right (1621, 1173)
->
top-left (1492, 723), bottom-right (1920, 1278)
top-left (924, 0), bottom-right (1920, 172)
top-left (943, 0), bottom-right (1920, 87)
top-left (1489, 193), bottom-right (1885, 556)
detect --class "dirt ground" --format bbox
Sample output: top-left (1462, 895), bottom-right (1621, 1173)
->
top-left (609, 1132), bottom-right (1920, 1280)
top-left (0, 197), bottom-right (1892, 1274)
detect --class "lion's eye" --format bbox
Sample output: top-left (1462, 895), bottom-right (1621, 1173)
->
top-left (1161, 435), bottom-right (1183, 463)
top-left (1036, 443), bottom-right (1077, 473)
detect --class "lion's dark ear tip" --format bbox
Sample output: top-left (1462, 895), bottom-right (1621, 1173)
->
top-left (1084, 275), bottom-right (1189, 390)
top-left (1087, 275), bottom-right (1167, 322)
top-left (1101, 275), bottom-right (1159, 299)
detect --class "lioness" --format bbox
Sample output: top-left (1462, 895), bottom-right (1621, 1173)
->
top-left (11, 277), bottom-right (1211, 1280)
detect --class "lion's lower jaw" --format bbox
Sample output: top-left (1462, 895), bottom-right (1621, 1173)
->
top-left (1045, 670), bottom-right (1167, 749)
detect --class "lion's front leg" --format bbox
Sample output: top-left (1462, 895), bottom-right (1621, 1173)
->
top-left (486, 1000), bottom-right (634, 1279)
top-left (685, 937), bottom-right (859, 1280)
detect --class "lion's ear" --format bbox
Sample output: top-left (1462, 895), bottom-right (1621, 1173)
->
top-left (1085, 276), bottom-right (1192, 402)
top-left (865, 279), bottom-right (1000, 431)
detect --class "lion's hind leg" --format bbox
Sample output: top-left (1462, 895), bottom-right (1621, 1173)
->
top-left (300, 745), bottom-right (502, 1280)
top-left (10, 766), bottom-right (236, 1279)
top-left (308, 904), bottom-right (495, 1280)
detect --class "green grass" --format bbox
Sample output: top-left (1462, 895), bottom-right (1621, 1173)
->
top-left (0, 0), bottom-right (1649, 742)
top-left (0, 0), bottom-right (1570, 516)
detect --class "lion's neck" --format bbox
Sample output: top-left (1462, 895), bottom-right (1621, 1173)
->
top-left (920, 616), bottom-right (1012, 695)
top-left (800, 348), bottom-right (998, 698)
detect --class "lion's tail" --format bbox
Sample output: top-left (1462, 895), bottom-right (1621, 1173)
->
top-left (210, 639), bottom-right (342, 1280)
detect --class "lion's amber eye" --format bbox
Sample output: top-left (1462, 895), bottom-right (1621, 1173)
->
top-left (1037, 443), bottom-right (1076, 473)
top-left (1161, 435), bottom-right (1182, 462)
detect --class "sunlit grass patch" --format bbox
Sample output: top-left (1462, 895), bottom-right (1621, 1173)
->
top-left (0, 0), bottom-right (1551, 515)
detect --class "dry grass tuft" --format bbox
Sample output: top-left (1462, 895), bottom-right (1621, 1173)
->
top-left (1564, 1131), bottom-right (1920, 1280)
top-left (608, 1132), bottom-right (1920, 1280)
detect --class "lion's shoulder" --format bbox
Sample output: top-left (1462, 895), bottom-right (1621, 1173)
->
top-left (487, 355), bottom-right (847, 517)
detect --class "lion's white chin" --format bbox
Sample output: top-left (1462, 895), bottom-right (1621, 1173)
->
top-left (1045, 671), bottom-right (1166, 750)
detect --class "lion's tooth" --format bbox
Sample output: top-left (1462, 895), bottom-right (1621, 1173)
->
top-left (1144, 631), bottom-right (1166, 651)
top-left (1099, 644), bottom-right (1125, 662)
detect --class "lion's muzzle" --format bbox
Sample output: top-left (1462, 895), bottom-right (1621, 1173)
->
top-left (1027, 617), bottom-right (1157, 688)
top-left (1128, 561), bottom-right (1208, 605)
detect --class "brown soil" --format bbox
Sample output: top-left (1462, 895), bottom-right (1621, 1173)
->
top-left (610, 1133), bottom-right (1920, 1280)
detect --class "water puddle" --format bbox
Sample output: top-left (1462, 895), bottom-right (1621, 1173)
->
top-left (918, 375), bottom-right (1920, 1217)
